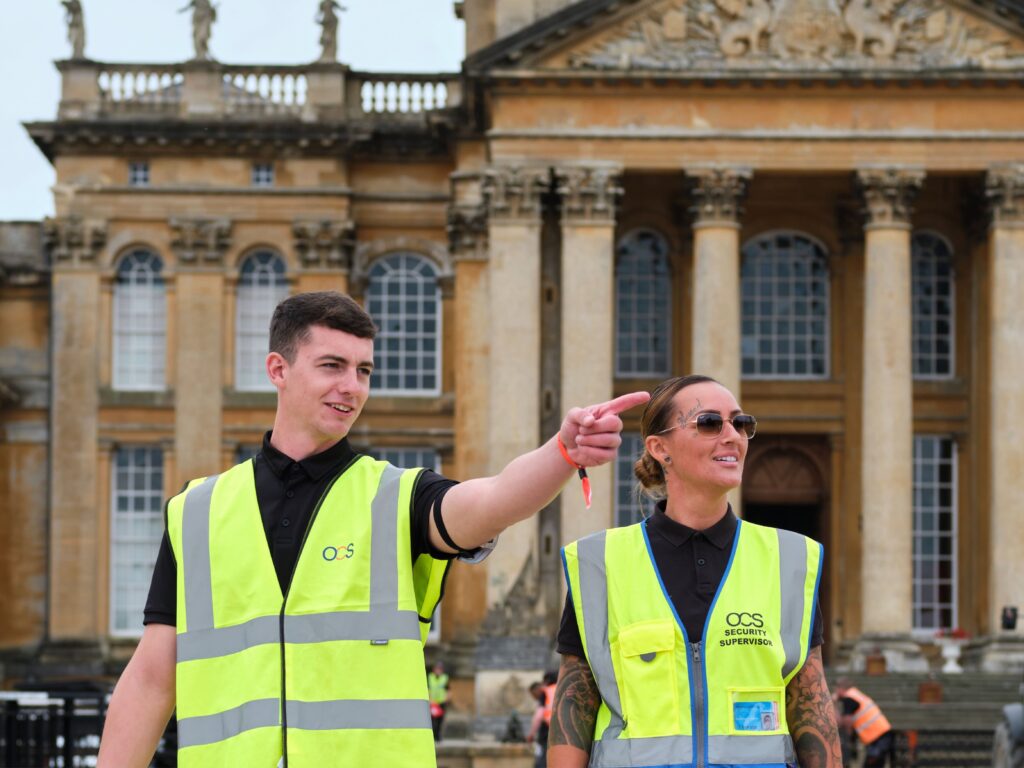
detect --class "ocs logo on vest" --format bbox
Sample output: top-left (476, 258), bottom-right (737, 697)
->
top-left (322, 544), bottom-right (355, 561)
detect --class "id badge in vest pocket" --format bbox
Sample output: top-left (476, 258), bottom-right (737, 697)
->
top-left (728, 687), bottom-right (786, 734)
top-left (615, 619), bottom-right (680, 738)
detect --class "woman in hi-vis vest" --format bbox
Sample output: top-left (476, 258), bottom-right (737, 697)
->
top-left (551, 375), bottom-right (843, 768)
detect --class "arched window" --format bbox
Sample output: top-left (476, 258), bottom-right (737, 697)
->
top-left (615, 433), bottom-right (655, 527)
top-left (366, 252), bottom-right (441, 395)
top-left (615, 229), bottom-right (672, 377)
top-left (912, 232), bottom-right (955, 379)
top-left (235, 250), bottom-right (288, 391)
top-left (741, 231), bottom-right (829, 379)
top-left (113, 248), bottom-right (166, 390)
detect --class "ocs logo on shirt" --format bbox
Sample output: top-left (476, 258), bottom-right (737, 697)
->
top-left (322, 544), bottom-right (355, 561)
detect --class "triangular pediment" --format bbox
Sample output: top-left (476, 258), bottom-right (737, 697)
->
top-left (468, 0), bottom-right (1024, 75)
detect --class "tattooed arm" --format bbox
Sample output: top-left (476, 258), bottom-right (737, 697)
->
top-left (547, 654), bottom-right (600, 768)
top-left (785, 647), bottom-right (843, 768)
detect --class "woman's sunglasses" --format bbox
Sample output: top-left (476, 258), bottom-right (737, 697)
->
top-left (660, 412), bottom-right (757, 439)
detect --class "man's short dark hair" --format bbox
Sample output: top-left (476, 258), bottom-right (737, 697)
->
top-left (269, 291), bottom-right (377, 362)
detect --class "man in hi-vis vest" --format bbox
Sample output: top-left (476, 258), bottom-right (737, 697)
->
top-left (551, 376), bottom-right (842, 768)
top-left (833, 678), bottom-right (894, 767)
top-left (97, 291), bottom-right (649, 768)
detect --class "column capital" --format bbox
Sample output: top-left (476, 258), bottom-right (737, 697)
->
top-left (555, 165), bottom-right (623, 225)
top-left (447, 203), bottom-right (489, 262)
top-left (292, 218), bottom-right (355, 271)
top-left (43, 215), bottom-right (107, 269)
top-left (986, 164), bottom-right (1024, 227)
top-left (482, 166), bottom-right (548, 223)
top-left (687, 166), bottom-right (752, 227)
top-left (856, 167), bottom-right (925, 229)
top-left (169, 217), bottom-right (233, 268)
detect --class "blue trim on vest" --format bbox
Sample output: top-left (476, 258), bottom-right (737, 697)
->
top-left (560, 546), bottom-right (571, 607)
top-left (641, 519), bottom-right (698, 764)
top-left (807, 540), bottom-right (824, 654)
top-left (701, 518), bottom-right (743, 768)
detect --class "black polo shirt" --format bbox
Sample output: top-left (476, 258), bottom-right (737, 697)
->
top-left (557, 505), bottom-right (823, 656)
top-left (144, 432), bottom-right (459, 627)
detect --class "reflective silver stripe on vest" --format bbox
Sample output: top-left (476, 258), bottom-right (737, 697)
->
top-left (708, 733), bottom-right (796, 764)
top-left (181, 475), bottom-right (220, 634)
top-left (590, 734), bottom-right (694, 767)
top-left (179, 610), bottom-right (423, 662)
top-left (285, 698), bottom-right (430, 730)
top-left (576, 531), bottom-right (626, 740)
top-left (776, 528), bottom-right (809, 680)
top-left (178, 698), bottom-right (280, 749)
top-left (370, 464), bottom-right (403, 612)
top-left (856, 708), bottom-right (882, 733)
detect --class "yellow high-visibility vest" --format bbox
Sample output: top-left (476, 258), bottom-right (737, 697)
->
top-left (562, 518), bottom-right (822, 768)
top-left (167, 457), bottom-right (450, 768)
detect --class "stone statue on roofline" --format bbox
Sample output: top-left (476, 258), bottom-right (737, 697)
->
top-left (179, 0), bottom-right (217, 61)
top-left (62, 0), bottom-right (86, 60)
top-left (317, 0), bottom-right (345, 63)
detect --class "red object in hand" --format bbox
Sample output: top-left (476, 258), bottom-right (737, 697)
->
top-left (557, 434), bottom-right (592, 509)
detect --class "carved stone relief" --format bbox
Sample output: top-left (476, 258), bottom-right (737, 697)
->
top-left (169, 217), bottom-right (232, 265)
top-left (557, 166), bottom-right (624, 223)
top-left (447, 204), bottom-right (489, 261)
top-left (43, 216), bottom-right (107, 267)
top-left (480, 552), bottom-right (547, 638)
top-left (986, 165), bottom-right (1024, 225)
top-left (292, 219), bottom-right (355, 270)
top-left (482, 167), bottom-right (549, 222)
top-left (567, 0), bottom-right (1024, 70)
top-left (688, 166), bottom-right (751, 224)
top-left (856, 168), bottom-right (924, 226)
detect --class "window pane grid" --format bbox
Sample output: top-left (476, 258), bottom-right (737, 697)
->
top-left (912, 232), bottom-right (955, 380)
top-left (366, 253), bottom-right (442, 395)
top-left (236, 251), bottom-right (288, 391)
top-left (615, 230), bottom-right (672, 377)
top-left (110, 447), bottom-right (164, 636)
top-left (913, 435), bottom-right (957, 631)
top-left (113, 249), bottom-right (166, 391)
top-left (369, 447), bottom-right (441, 472)
top-left (615, 433), bottom-right (655, 527)
top-left (741, 232), bottom-right (829, 380)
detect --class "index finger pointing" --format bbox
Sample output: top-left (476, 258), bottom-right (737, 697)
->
top-left (591, 391), bottom-right (651, 418)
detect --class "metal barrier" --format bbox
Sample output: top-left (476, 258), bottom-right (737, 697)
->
top-left (0, 689), bottom-right (106, 768)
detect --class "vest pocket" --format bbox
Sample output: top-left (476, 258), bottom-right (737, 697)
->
top-left (727, 686), bottom-right (786, 734)
top-left (615, 619), bottom-right (680, 738)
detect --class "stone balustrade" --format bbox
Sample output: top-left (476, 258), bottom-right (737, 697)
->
top-left (350, 72), bottom-right (459, 116)
top-left (56, 59), bottom-right (460, 122)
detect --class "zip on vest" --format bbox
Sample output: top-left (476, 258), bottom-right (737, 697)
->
top-left (278, 456), bottom-right (359, 768)
top-left (691, 641), bottom-right (707, 768)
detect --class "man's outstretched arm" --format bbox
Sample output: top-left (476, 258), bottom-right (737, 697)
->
top-left (785, 647), bottom-right (843, 768)
top-left (97, 623), bottom-right (177, 768)
top-left (547, 654), bottom-right (601, 768)
top-left (431, 391), bottom-right (650, 553)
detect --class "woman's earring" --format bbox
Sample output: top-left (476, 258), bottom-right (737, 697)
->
top-left (663, 456), bottom-right (672, 465)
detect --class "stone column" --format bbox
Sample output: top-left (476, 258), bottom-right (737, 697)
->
top-left (293, 219), bottom-right (355, 293)
top-left (43, 216), bottom-right (107, 644)
top-left (853, 168), bottom-right (926, 671)
top-left (557, 165), bottom-right (622, 543)
top-left (170, 218), bottom-right (231, 485)
top-left (473, 167), bottom-right (549, 735)
top-left (973, 166), bottom-right (1024, 671)
top-left (687, 167), bottom-right (750, 397)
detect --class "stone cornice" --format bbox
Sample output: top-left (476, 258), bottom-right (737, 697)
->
top-left (482, 167), bottom-right (549, 223)
top-left (447, 203), bottom-right (489, 262)
top-left (43, 216), bottom-right (107, 268)
top-left (986, 164), bottom-right (1024, 226)
top-left (292, 219), bottom-right (356, 271)
top-left (556, 166), bottom-right (624, 224)
top-left (169, 217), bottom-right (233, 266)
top-left (856, 167), bottom-right (925, 227)
top-left (687, 166), bottom-right (752, 225)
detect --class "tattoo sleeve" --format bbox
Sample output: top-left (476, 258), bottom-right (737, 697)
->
top-left (548, 654), bottom-right (600, 754)
top-left (785, 647), bottom-right (843, 768)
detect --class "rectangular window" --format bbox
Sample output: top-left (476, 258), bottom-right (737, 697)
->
top-left (128, 161), bottom-right (150, 187)
top-left (615, 433), bottom-right (654, 527)
top-left (113, 272), bottom-right (167, 391)
top-left (110, 447), bottom-right (164, 636)
top-left (370, 447), bottom-right (441, 472)
top-left (251, 163), bottom-right (275, 187)
top-left (912, 436), bottom-right (957, 632)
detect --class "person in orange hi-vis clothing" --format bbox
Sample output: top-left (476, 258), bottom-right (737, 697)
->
top-left (833, 678), bottom-right (894, 767)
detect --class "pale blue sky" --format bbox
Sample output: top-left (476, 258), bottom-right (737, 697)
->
top-left (0, 1), bottom-right (464, 220)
